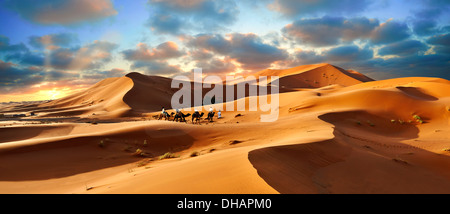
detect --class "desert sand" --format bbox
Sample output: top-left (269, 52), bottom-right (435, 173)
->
top-left (1, 63), bottom-right (450, 194)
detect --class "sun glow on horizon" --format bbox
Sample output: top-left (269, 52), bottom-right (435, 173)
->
top-left (0, 86), bottom-right (86, 103)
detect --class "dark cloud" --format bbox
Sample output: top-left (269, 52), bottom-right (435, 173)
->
top-left (412, 0), bottom-right (450, 19)
top-left (427, 33), bottom-right (450, 55)
top-left (194, 57), bottom-right (236, 75)
top-left (378, 40), bottom-right (429, 56)
top-left (282, 16), bottom-right (411, 47)
top-left (188, 49), bottom-right (214, 61)
top-left (35, 40), bottom-right (118, 71)
top-left (185, 34), bottom-right (232, 54)
top-left (122, 41), bottom-right (184, 61)
top-left (289, 49), bottom-right (326, 66)
top-left (5, 51), bottom-right (45, 66)
top-left (427, 33), bottom-right (450, 46)
top-left (354, 54), bottom-right (450, 80)
top-left (412, 19), bottom-right (440, 36)
top-left (1, 34), bottom-right (117, 71)
top-left (147, 0), bottom-right (239, 35)
top-left (268, 0), bottom-right (374, 17)
top-left (147, 14), bottom-right (183, 35)
top-left (82, 68), bottom-right (126, 79)
top-left (1, 34), bottom-right (44, 66)
top-left (288, 45), bottom-right (373, 69)
top-left (185, 33), bottom-right (289, 71)
top-left (0, 60), bottom-right (79, 93)
top-left (3, 0), bottom-right (117, 25)
top-left (409, 0), bottom-right (450, 37)
top-left (0, 60), bottom-right (42, 92)
top-left (228, 33), bottom-right (289, 70)
top-left (130, 61), bottom-right (182, 76)
top-left (324, 45), bottom-right (373, 62)
top-left (282, 16), bottom-right (379, 47)
top-left (122, 41), bottom-right (184, 76)
top-left (368, 20), bottom-right (411, 45)
top-left (0, 35), bottom-right (28, 53)
top-left (185, 46), bottom-right (236, 75)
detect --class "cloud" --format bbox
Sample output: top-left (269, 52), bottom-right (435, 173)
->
top-left (378, 40), bottom-right (429, 56)
top-left (427, 33), bottom-right (450, 46)
top-left (1, 34), bottom-right (44, 66)
top-left (412, 19), bottom-right (440, 36)
top-left (0, 58), bottom-right (128, 98)
top-left (185, 48), bottom-right (236, 75)
top-left (427, 33), bottom-right (450, 55)
top-left (289, 49), bottom-right (326, 66)
top-left (185, 33), bottom-right (289, 71)
top-left (5, 39), bottom-right (118, 71)
top-left (147, 14), bottom-right (184, 35)
top-left (228, 33), bottom-right (289, 70)
top-left (0, 60), bottom-right (41, 92)
top-left (188, 49), bottom-right (214, 61)
top-left (409, 0), bottom-right (450, 36)
top-left (282, 16), bottom-right (379, 47)
top-left (370, 19), bottom-right (411, 45)
top-left (195, 57), bottom-right (237, 75)
top-left (290, 45), bottom-right (373, 66)
top-left (5, 51), bottom-right (45, 67)
top-left (282, 17), bottom-right (411, 47)
top-left (28, 33), bottom-right (78, 49)
top-left (356, 54), bottom-right (450, 80)
top-left (130, 61), bottom-right (182, 76)
top-left (268, 0), bottom-right (374, 17)
top-left (324, 45), bottom-right (373, 62)
top-left (122, 41), bottom-right (184, 76)
top-left (185, 34), bottom-right (232, 54)
top-left (146, 0), bottom-right (239, 35)
top-left (3, 0), bottom-right (117, 25)
top-left (411, 0), bottom-right (450, 20)
top-left (122, 41), bottom-right (184, 61)
top-left (47, 40), bottom-right (118, 70)
top-left (0, 60), bottom-right (79, 94)
top-left (81, 68), bottom-right (127, 79)
top-left (0, 35), bottom-right (28, 53)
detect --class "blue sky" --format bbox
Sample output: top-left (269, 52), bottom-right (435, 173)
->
top-left (0, 0), bottom-right (449, 102)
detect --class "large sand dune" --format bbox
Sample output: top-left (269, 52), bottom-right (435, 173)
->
top-left (1, 63), bottom-right (450, 194)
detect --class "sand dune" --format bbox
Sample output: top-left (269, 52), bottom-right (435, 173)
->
top-left (1, 63), bottom-right (450, 194)
top-left (6, 63), bottom-right (371, 118)
top-left (256, 63), bottom-right (374, 89)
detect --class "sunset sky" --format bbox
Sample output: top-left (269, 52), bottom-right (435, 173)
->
top-left (0, 0), bottom-right (449, 102)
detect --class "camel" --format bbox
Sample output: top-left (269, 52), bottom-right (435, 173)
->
top-left (206, 111), bottom-right (215, 122)
top-left (191, 112), bottom-right (205, 124)
top-left (155, 112), bottom-right (174, 120)
top-left (173, 112), bottom-right (191, 122)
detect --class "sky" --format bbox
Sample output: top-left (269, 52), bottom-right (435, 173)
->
top-left (0, 0), bottom-right (449, 102)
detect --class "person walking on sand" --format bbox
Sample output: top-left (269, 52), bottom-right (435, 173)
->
top-left (218, 110), bottom-right (221, 119)
top-left (159, 107), bottom-right (168, 120)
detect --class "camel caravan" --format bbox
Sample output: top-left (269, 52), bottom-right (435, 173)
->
top-left (152, 107), bottom-right (221, 124)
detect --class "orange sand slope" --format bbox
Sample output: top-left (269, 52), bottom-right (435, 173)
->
top-left (29, 63), bottom-right (373, 118)
top-left (1, 63), bottom-right (450, 194)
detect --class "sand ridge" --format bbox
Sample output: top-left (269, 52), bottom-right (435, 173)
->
top-left (1, 63), bottom-right (450, 194)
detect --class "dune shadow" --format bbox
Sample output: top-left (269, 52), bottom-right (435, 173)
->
top-left (0, 125), bottom-right (74, 144)
top-left (249, 110), bottom-right (450, 193)
top-left (396, 86), bottom-right (438, 101)
top-left (0, 127), bottom-right (195, 181)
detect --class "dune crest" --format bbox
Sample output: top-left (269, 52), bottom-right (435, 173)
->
top-left (1, 63), bottom-right (450, 194)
